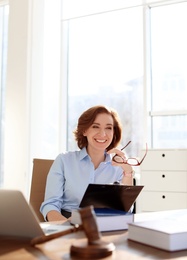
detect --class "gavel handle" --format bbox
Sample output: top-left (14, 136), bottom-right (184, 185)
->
top-left (31, 224), bottom-right (83, 246)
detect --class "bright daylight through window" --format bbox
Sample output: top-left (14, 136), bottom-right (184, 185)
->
top-left (150, 2), bottom-right (187, 148)
top-left (63, 1), bottom-right (187, 152)
top-left (64, 7), bottom-right (144, 157)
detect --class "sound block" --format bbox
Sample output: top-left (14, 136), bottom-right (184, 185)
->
top-left (70, 240), bottom-right (115, 259)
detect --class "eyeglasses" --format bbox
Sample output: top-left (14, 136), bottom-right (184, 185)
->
top-left (112, 141), bottom-right (148, 166)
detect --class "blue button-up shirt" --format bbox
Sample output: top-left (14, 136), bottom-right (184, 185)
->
top-left (40, 147), bottom-right (123, 219)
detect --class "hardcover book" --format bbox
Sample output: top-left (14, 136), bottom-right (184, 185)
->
top-left (71, 208), bottom-right (133, 232)
top-left (128, 209), bottom-right (187, 251)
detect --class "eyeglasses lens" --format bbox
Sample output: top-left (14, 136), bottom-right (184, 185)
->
top-left (113, 156), bottom-right (124, 163)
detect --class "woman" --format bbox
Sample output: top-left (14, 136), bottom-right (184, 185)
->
top-left (40, 105), bottom-right (134, 221)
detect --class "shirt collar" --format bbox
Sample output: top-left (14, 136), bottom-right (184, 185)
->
top-left (79, 147), bottom-right (89, 161)
top-left (79, 147), bottom-right (111, 163)
top-left (105, 152), bottom-right (112, 163)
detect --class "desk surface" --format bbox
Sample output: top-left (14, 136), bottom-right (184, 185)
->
top-left (1, 228), bottom-right (187, 260)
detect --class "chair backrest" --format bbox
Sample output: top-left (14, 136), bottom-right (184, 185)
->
top-left (29, 158), bottom-right (54, 222)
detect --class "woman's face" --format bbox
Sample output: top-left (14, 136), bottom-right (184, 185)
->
top-left (83, 113), bottom-right (114, 151)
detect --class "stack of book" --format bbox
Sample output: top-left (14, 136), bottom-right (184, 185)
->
top-left (70, 183), bottom-right (144, 232)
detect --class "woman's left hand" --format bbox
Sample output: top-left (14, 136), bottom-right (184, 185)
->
top-left (107, 148), bottom-right (133, 173)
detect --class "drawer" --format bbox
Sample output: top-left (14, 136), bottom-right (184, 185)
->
top-left (141, 171), bottom-right (187, 192)
top-left (140, 149), bottom-right (187, 171)
top-left (140, 191), bottom-right (187, 212)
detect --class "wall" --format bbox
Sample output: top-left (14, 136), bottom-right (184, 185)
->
top-left (4, 0), bottom-right (45, 196)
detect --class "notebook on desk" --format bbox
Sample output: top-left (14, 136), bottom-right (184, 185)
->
top-left (0, 189), bottom-right (71, 239)
top-left (79, 183), bottom-right (144, 212)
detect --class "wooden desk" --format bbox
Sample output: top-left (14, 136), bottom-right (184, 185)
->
top-left (1, 229), bottom-right (187, 260)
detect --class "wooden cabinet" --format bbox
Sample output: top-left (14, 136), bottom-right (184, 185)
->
top-left (139, 149), bottom-right (187, 212)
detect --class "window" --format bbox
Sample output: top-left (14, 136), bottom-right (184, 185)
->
top-left (63, 7), bottom-right (144, 157)
top-left (62, 1), bottom-right (187, 153)
top-left (0, 4), bottom-right (8, 186)
top-left (150, 2), bottom-right (187, 148)
top-left (3, 0), bottom-right (187, 191)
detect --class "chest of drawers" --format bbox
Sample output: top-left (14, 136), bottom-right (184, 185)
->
top-left (139, 149), bottom-right (187, 212)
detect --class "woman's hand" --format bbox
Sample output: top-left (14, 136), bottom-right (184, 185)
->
top-left (46, 210), bottom-right (67, 222)
top-left (107, 148), bottom-right (134, 185)
top-left (107, 147), bottom-right (132, 171)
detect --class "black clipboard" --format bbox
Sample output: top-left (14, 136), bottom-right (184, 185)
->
top-left (79, 184), bottom-right (144, 212)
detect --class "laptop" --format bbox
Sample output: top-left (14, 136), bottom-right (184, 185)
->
top-left (79, 184), bottom-right (144, 212)
top-left (0, 189), bottom-right (72, 238)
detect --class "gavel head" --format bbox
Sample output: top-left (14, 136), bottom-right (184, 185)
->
top-left (70, 205), bottom-right (115, 259)
top-left (78, 205), bottom-right (102, 245)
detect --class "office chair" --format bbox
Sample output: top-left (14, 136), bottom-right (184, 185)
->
top-left (29, 158), bottom-right (54, 222)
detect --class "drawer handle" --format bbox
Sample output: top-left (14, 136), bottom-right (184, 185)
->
top-left (162, 195), bottom-right (165, 199)
top-left (162, 153), bottom-right (165, 157)
top-left (162, 174), bottom-right (165, 178)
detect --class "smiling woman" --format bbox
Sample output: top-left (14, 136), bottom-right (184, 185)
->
top-left (40, 105), bottom-right (134, 222)
top-left (74, 105), bottom-right (122, 152)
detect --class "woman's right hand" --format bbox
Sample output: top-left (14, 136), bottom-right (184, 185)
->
top-left (46, 210), bottom-right (67, 221)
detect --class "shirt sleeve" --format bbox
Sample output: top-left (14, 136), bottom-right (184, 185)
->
top-left (40, 154), bottom-right (65, 220)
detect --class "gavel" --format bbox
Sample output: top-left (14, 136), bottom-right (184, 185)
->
top-left (31, 205), bottom-right (115, 259)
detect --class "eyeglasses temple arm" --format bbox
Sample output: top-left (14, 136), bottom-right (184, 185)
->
top-left (138, 143), bottom-right (148, 165)
top-left (120, 140), bottom-right (131, 151)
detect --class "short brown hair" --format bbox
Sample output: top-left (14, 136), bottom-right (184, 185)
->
top-left (74, 105), bottom-right (122, 151)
